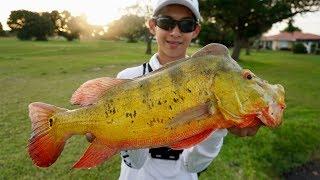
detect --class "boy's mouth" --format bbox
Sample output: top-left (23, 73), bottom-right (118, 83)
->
top-left (166, 40), bottom-right (183, 46)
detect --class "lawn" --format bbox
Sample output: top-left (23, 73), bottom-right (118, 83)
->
top-left (0, 37), bottom-right (319, 179)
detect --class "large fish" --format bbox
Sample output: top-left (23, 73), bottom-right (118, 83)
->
top-left (28, 43), bottom-right (285, 169)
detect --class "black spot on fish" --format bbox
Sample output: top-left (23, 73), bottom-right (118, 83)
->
top-left (133, 110), bottom-right (137, 117)
top-left (169, 105), bottom-right (172, 110)
top-left (164, 100), bottom-right (167, 103)
top-left (104, 111), bottom-right (109, 118)
top-left (106, 119), bottom-right (114, 124)
top-left (112, 108), bottom-right (116, 114)
top-left (49, 118), bottom-right (53, 127)
top-left (158, 101), bottom-right (161, 105)
top-left (173, 98), bottom-right (179, 103)
top-left (187, 88), bottom-right (192, 93)
top-left (202, 69), bottom-right (213, 75)
top-left (142, 99), bottom-right (146, 104)
top-left (131, 120), bottom-right (134, 123)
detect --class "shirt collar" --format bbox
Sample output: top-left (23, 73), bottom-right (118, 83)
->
top-left (148, 53), bottom-right (190, 71)
top-left (148, 53), bottom-right (162, 71)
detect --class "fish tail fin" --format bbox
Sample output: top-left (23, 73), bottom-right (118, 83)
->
top-left (28, 102), bottom-right (68, 167)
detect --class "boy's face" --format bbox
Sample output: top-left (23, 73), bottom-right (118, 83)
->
top-left (149, 5), bottom-right (200, 64)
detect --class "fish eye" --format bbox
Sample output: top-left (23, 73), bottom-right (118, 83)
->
top-left (243, 70), bottom-right (253, 80)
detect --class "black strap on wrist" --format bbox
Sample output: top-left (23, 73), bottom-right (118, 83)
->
top-left (149, 147), bottom-right (183, 161)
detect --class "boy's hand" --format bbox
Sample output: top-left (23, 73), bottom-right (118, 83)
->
top-left (228, 124), bottom-right (262, 137)
top-left (86, 133), bottom-right (96, 142)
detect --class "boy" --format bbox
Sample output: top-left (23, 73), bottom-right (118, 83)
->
top-left (116, 0), bottom-right (260, 179)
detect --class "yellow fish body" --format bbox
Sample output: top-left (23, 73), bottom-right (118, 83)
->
top-left (28, 43), bottom-right (286, 168)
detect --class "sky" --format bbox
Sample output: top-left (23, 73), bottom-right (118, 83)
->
top-left (1, 0), bottom-right (320, 36)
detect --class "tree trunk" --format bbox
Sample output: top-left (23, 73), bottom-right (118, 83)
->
top-left (245, 39), bottom-right (250, 55)
top-left (145, 33), bottom-right (152, 55)
top-left (232, 35), bottom-right (243, 61)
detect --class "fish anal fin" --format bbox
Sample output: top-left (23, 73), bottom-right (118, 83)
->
top-left (170, 128), bottom-right (215, 150)
top-left (191, 43), bottom-right (229, 58)
top-left (72, 139), bottom-right (117, 169)
top-left (70, 77), bottom-right (128, 106)
top-left (236, 115), bottom-right (262, 128)
top-left (167, 102), bottom-right (215, 128)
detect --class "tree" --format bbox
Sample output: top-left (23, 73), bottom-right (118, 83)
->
top-left (282, 19), bottom-right (301, 32)
top-left (8, 10), bottom-right (35, 40)
top-left (30, 12), bottom-right (54, 40)
top-left (200, 0), bottom-right (320, 60)
top-left (198, 22), bottom-right (234, 47)
top-left (7, 10), bottom-right (54, 40)
top-left (107, 14), bottom-right (146, 43)
top-left (0, 22), bottom-right (5, 36)
top-left (121, 0), bottom-right (153, 54)
top-left (49, 10), bottom-right (61, 35)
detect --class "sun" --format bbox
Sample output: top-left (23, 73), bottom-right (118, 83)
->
top-left (73, 0), bottom-right (138, 26)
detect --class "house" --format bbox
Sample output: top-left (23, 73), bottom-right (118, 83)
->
top-left (260, 31), bottom-right (320, 53)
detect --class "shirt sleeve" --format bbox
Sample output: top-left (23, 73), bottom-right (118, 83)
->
top-left (182, 129), bottom-right (228, 173)
top-left (120, 149), bottom-right (149, 169)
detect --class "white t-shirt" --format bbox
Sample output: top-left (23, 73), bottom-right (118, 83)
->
top-left (117, 54), bottom-right (228, 180)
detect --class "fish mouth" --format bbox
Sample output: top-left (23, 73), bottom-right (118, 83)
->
top-left (256, 102), bottom-right (286, 128)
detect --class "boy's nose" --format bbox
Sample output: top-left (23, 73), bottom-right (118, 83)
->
top-left (170, 25), bottom-right (182, 37)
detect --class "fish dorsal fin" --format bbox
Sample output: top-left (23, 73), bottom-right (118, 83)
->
top-left (70, 77), bottom-right (129, 106)
top-left (72, 139), bottom-right (118, 169)
top-left (167, 102), bottom-right (216, 128)
top-left (191, 43), bottom-right (229, 58)
top-left (140, 56), bottom-right (191, 77)
top-left (170, 128), bottom-right (215, 150)
top-left (140, 44), bottom-right (228, 78)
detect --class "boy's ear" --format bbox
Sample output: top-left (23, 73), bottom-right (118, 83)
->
top-left (192, 25), bottom-right (201, 39)
top-left (148, 19), bottom-right (156, 35)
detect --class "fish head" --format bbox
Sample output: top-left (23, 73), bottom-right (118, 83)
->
top-left (212, 58), bottom-right (286, 128)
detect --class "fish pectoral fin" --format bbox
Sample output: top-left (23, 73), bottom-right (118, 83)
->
top-left (167, 102), bottom-right (215, 128)
top-left (170, 128), bottom-right (215, 150)
top-left (72, 139), bottom-right (117, 169)
top-left (70, 77), bottom-right (130, 106)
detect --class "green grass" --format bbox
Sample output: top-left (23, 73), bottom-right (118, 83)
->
top-left (0, 37), bottom-right (319, 179)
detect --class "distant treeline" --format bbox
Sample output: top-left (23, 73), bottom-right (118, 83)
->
top-left (1, 0), bottom-right (319, 60)
top-left (2, 10), bottom-right (115, 41)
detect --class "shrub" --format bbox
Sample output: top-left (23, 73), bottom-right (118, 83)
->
top-left (292, 43), bottom-right (307, 54)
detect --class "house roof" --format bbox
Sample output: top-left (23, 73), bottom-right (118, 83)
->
top-left (261, 31), bottom-right (320, 41)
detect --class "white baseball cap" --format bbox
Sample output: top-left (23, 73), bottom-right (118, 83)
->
top-left (152, 0), bottom-right (201, 20)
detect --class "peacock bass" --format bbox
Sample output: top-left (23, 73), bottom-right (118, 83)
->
top-left (28, 43), bottom-right (286, 169)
